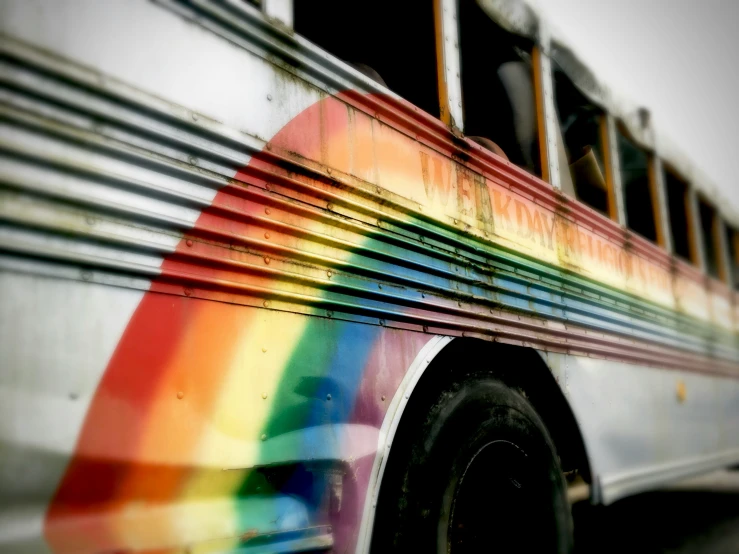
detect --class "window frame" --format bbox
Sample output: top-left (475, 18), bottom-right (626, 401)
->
top-left (615, 121), bottom-right (661, 243)
top-left (284, 0), bottom-right (738, 288)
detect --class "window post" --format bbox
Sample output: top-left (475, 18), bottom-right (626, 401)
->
top-left (686, 185), bottom-right (706, 271)
top-left (532, 24), bottom-right (560, 188)
top-left (263, 0), bottom-right (293, 29)
top-left (650, 154), bottom-right (673, 253)
top-left (435, 0), bottom-right (463, 130)
top-left (601, 114), bottom-right (626, 225)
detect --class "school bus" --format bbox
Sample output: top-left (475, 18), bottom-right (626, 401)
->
top-left (1, 0), bottom-right (738, 552)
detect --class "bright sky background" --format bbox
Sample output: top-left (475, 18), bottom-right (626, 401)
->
top-left (529, 0), bottom-right (739, 209)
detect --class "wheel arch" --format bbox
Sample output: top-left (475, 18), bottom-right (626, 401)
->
top-left (356, 336), bottom-right (593, 554)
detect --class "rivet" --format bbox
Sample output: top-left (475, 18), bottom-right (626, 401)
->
top-left (378, 284), bottom-right (382, 289)
top-left (376, 187), bottom-right (382, 194)
top-left (177, 391), bottom-right (184, 399)
top-left (85, 216), bottom-right (95, 225)
top-left (326, 393), bottom-right (332, 401)
top-left (191, 112), bottom-right (199, 121)
top-left (263, 300), bottom-right (270, 308)
top-left (188, 155), bottom-right (197, 165)
top-left (261, 392), bottom-right (268, 399)
top-left (327, 203), bottom-right (334, 210)
top-left (267, 94), bottom-right (273, 101)
top-left (379, 319), bottom-right (386, 326)
top-left (327, 168), bottom-right (332, 174)
top-left (81, 271), bottom-right (92, 281)
top-left (381, 395), bottom-right (386, 401)
top-left (262, 347), bottom-right (267, 353)
top-left (69, 392), bottom-right (78, 400)
top-left (186, 239), bottom-right (193, 247)
top-left (264, 257), bottom-right (270, 264)
top-left (261, 434), bottom-right (267, 441)
top-left (184, 287), bottom-right (192, 297)
top-left (327, 526), bottom-right (332, 533)
top-left (327, 270), bottom-right (332, 278)
top-left (264, 184), bottom-right (270, 191)
top-left (265, 207), bottom-right (271, 215)
top-left (266, 143), bottom-right (272, 151)
top-left (326, 310), bottom-right (333, 318)
top-left (423, 325), bottom-right (428, 332)
top-left (264, 232), bottom-right (270, 239)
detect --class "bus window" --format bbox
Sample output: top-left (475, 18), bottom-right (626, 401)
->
top-left (727, 225), bottom-right (739, 288)
top-left (293, 0), bottom-right (440, 119)
top-left (552, 64), bottom-right (608, 215)
top-left (663, 166), bottom-right (693, 263)
top-left (618, 127), bottom-right (657, 242)
top-left (458, 0), bottom-right (540, 175)
top-left (698, 198), bottom-right (720, 280)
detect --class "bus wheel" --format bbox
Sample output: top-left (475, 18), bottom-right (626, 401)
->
top-left (371, 378), bottom-right (573, 553)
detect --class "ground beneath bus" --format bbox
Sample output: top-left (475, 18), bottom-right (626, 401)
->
top-left (573, 470), bottom-right (739, 553)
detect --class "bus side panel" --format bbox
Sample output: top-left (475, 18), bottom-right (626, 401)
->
top-left (0, 265), bottom-right (434, 553)
top-left (543, 351), bottom-right (739, 504)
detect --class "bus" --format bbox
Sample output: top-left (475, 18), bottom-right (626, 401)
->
top-left (1, 0), bottom-right (738, 552)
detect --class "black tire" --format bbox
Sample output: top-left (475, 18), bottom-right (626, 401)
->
top-left (371, 376), bottom-right (573, 554)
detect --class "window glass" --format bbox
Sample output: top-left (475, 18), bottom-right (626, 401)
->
top-left (294, 0), bottom-right (440, 118)
top-left (458, 0), bottom-right (539, 175)
top-left (552, 64), bottom-right (608, 214)
top-left (663, 166), bottom-right (692, 262)
top-left (619, 128), bottom-right (657, 242)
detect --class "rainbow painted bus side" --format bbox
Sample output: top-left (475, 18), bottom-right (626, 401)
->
top-left (1, 1), bottom-right (738, 553)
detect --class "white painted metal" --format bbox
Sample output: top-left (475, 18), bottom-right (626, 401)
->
top-left (0, 274), bottom-right (145, 554)
top-left (355, 335), bottom-right (454, 554)
top-left (440, 0), bottom-right (464, 130)
top-left (542, 351), bottom-right (739, 504)
top-left (0, 0), bottom-right (321, 147)
top-left (263, 0), bottom-right (293, 29)
top-left (534, 23), bottom-right (561, 190)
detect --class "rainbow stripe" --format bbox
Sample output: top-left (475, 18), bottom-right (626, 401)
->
top-left (40, 88), bottom-right (739, 553)
top-left (43, 95), bottom-right (433, 553)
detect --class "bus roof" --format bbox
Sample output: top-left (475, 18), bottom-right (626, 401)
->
top-left (478, 0), bottom-right (739, 229)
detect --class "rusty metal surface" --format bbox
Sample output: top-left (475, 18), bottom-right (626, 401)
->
top-left (0, 22), bottom-right (736, 374)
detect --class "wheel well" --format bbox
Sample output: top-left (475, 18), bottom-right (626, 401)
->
top-left (400, 338), bottom-right (592, 483)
